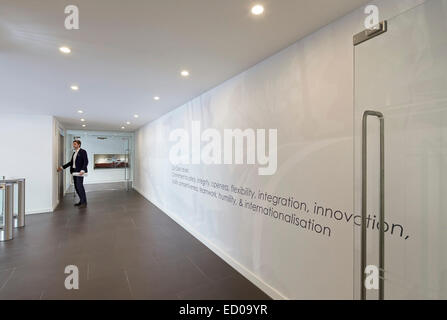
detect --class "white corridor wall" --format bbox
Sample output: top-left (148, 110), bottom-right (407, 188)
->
top-left (133, 0), bottom-right (426, 299)
top-left (0, 114), bottom-right (59, 214)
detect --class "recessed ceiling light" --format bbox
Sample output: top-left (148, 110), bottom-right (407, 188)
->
top-left (80, 118), bottom-right (85, 122)
top-left (251, 4), bottom-right (264, 15)
top-left (126, 121), bottom-right (131, 125)
top-left (82, 124), bottom-right (86, 127)
top-left (134, 114), bottom-right (139, 118)
top-left (59, 46), bottom-right (71, 54)
top-left (154, 96), bottom-right (160, 101)
top-left (181, 70), bottom-right (190, 77)
top-left (121, 126), bottom-right (126, 130)
top-left (78, 110), bottom-right (84, 114)
top-left (71, 85), bottom-right (79, 91)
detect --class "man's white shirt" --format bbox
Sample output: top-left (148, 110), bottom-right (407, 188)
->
top-left (72, 148), bottom-right (85, 174)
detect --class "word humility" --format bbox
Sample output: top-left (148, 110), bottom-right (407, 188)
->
top-left (169, 121), bottom-right (277, 175)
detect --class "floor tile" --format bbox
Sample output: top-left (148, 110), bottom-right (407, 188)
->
top-left (0, 189), bottom-right (271, 300)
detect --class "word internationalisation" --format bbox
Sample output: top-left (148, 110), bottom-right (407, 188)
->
top-left (244, 201), bottom-right (331, 237)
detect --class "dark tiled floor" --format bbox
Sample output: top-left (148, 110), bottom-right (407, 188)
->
top-left (0, 189), bottom-right (271, 300)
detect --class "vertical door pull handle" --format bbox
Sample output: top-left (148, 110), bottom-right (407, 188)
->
top-left (361, 110), bottom-right (385, 300)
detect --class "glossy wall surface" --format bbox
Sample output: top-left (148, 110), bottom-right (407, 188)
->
top-left (134, 0), bottom-right (428, 299)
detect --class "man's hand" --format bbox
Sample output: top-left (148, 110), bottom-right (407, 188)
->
top-left (57, 167), bottom-right (62, 172)
top-left (79, 171), bottom-right (85, 176)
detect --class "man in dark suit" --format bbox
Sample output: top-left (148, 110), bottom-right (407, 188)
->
top-left (58, 140), bottom-right (89, 208)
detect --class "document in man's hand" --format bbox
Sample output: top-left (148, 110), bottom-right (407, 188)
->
top-left (72, 172), bottom-right (88, 177)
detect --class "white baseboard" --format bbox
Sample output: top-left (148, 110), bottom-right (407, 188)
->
top-left (132, 185), bottom-right (288, 300)
top-left (25, 208), bottom-right (54, 215)
top-left (52, 200), bottom-right (59, 211)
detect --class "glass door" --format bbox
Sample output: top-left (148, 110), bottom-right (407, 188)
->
top-left (89, 134), bottom-right (131, 191)
top-left (0, 184), bottom-right (4, 231)
top-left (354, 0), bottom-right (447, 299)
top-left (119, 135), bottom-right (131, 191)
top-left (66, 132), bottom-right (132, 193)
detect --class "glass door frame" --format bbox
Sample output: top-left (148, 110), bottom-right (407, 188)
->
top-left (353, 0), bottom-right (447, 300)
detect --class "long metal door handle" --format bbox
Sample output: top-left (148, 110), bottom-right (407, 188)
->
top-left (361, 110), bottom-right (385, 300)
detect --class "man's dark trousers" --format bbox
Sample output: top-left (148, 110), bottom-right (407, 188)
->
top-left (74, 176), bottom-right (87, 204)
top-left (63, 147), bottom-right (89, 205)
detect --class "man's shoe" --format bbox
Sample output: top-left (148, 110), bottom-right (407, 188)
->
top-left (74, 202), bottom-right (82, 207)
top-left (78, 203), bottom-right (87, 209)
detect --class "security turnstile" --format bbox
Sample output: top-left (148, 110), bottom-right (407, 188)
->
top-left (0, 178), bottom-right (26, 228)
top-left (0, 183), bottom-right (14, 241)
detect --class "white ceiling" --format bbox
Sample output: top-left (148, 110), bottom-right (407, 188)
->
top-left (0, 0), bottom-right (369, 131)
